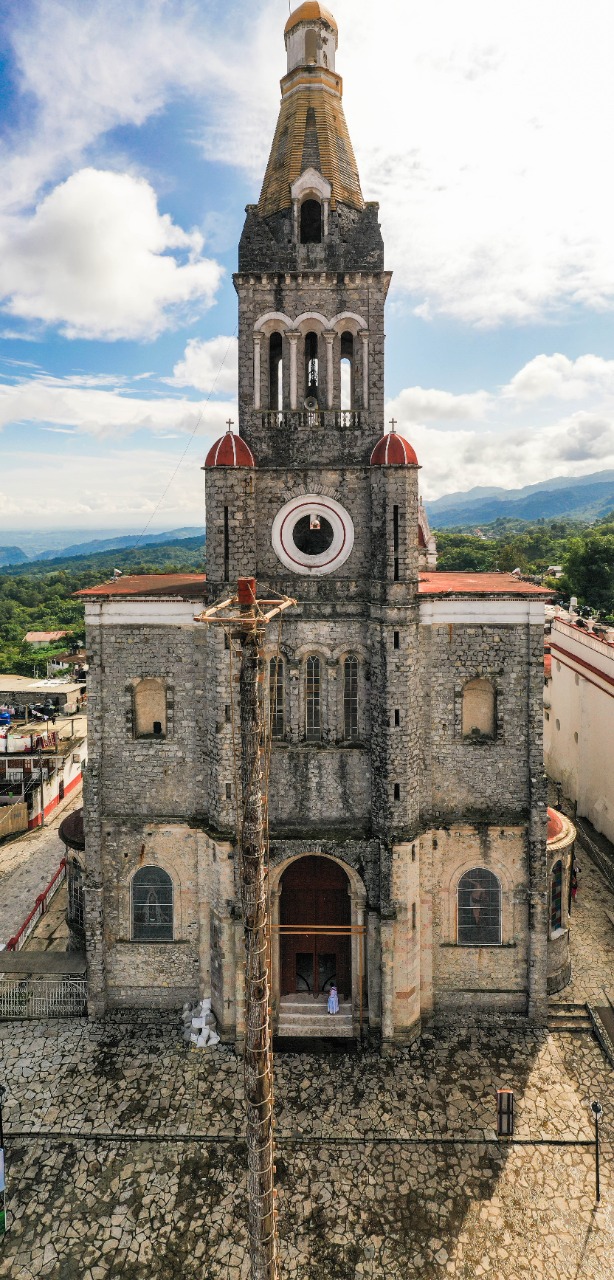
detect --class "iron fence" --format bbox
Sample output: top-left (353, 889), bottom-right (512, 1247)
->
top-left (0, 977), bottom-right (86, 1019)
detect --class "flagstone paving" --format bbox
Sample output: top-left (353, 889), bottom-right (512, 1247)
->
top-left (0, 823), bottom-right (612, 1278)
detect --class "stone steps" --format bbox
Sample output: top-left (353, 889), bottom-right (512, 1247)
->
top-left (277, 997), bottom-right (354, 1038)
top-left (547, 1002), bottom-right (593, 1034)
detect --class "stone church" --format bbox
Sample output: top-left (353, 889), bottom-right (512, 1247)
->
top-left (81, 3), bottom-right (563, 1043)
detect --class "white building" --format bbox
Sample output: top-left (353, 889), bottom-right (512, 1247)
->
top-left (545, 615), bottom-right (614, 845)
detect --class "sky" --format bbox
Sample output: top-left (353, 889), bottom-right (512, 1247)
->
top-left (1, 0), bottom-right (614, 533)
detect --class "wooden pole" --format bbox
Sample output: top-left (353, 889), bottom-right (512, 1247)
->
top-left (237, 580), bottom-right (278, 1280)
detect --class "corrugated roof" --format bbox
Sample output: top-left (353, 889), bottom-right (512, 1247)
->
top-left (77, 574), bottom-right (207, 599)
top-left (418, 573), bottom-right (554, 597)
top-left (24, 630), bottom-right (69, 643)
top-left (258, 69), bottom-right (363, 216)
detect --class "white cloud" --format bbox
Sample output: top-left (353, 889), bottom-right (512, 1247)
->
top-left (387, 351), bottom-right (614, 498)
top-left (503, 354), bottom-right (614, 402)
top-left (6, 1), bottom-right (614, 328)
top-left (0, 371), bottom-right (235, 439)
top-left (170, 336), bottom-right (238, 395)
top-left (0, 446), bottom-right (211, 527)
top-left (0, 169), bottom-right (223, 340)
top-left (391, 386), bottom-right (490, 423)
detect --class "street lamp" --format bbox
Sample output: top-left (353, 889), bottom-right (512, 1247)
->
top-left (591, 1100), bottom-right (603, 1202)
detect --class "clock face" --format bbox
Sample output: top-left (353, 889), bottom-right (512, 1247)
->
top-left (271, 494), bottom-right (354, 576)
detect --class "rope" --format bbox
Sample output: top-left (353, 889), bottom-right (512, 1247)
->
top-left (133, 326), bottom-right (238, 548)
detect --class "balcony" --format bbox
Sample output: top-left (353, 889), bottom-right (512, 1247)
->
top-left (258, 409), bottom-right (362, 430)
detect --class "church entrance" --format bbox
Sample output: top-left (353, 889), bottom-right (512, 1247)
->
top-left (279, 856), bottom-right (351, 998)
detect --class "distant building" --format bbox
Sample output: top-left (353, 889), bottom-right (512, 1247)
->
top-left (0, 713), bottom-right (87, 829)
top-left (23, 630), bottom-right (70, 647)
top-left (545, 615), bottom-right (614, 845)
top-left (0, 675), bottom-right (85, 717)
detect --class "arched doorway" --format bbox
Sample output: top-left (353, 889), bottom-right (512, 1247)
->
top-left (279, 856), bottom-right (351, 998)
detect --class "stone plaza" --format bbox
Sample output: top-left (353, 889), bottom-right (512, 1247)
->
top-left (1, 828), bottom-right (612, 1279)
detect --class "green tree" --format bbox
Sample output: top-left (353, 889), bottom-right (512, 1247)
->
top-left (561, 535), bottom-right (614, 612)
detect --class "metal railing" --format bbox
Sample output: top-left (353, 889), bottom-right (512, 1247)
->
top-left (259, 409), bottom-right (362, 430)
top-left (5, 858), bottom-right (66, 951)
top-left (0, 976), bottom-right (86, 1019)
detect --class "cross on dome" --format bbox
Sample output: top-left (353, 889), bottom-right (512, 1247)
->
top-left (389, 418), bottom-right (397, 433)
top-left (226, 418), bottom-right (234, 432)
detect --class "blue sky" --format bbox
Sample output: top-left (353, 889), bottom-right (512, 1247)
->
top-left (1, 0), bottom-right (614, 532)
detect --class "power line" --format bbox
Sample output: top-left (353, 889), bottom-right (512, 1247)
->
top-left (133, 327), bottom-right (237, 547)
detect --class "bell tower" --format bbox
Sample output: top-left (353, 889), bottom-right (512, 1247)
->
top-left (204, 1), bottom-right (423, 1040)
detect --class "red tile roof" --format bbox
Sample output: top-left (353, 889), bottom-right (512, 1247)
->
top-left (370, 432), bottom-right (418, 466)
top-left (544, 654), bottom-right (552, 679)
top-left (76, 574), bottom-right (207, 599)
top-left (418, 572), bottom-right (553, 597)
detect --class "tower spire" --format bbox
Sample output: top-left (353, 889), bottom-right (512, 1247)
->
top-left (258, 4), bottom-right (362, 218)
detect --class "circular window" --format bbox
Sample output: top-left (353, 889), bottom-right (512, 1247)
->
top-left (271, 494), bottom-right (354, 576)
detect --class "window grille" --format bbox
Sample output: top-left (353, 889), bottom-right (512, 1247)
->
top-left (305, 656), bottom-right (321, 741)
top-left (457, 867), bottom-right (501, 945)
top-left (67, 858), bottom-right (85, 931)
top-left (269, 657), bottom-right (285, 739)
top-left (132, 866), bottom-right (173, 941)
top-left (551, 860), bottom-right (563, 930)
top-left (343, 655), bottom-right (359, 740)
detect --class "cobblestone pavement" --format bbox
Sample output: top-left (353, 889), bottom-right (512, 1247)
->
top-left (0, 793), bottom-right (80, 947)
top-left (550, 825), bottom-right (614, 1006)
top-left (0, 836), bottom-right (613, 1277)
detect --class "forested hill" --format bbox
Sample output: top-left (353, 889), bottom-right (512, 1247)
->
top-left (1, 519), bottom-right (613, 677)
top-left (0, 535), bottom-right (205, 676)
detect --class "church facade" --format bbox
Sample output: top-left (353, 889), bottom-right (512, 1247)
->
top-left (81, 3), bottom-right (558, 1042)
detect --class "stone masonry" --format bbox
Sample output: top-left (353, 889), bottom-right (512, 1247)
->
top-left (80, 4), bottom-right (554, 1042)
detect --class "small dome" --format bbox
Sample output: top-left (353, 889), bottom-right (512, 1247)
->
top-left (546, 807), bottom-right (564, 842)
top-left (203, 432), bottom-right (255, 469)
top-left (285, 2), bottom-right (338, 36)
top-left (370, 432), bottom-right (419, 467)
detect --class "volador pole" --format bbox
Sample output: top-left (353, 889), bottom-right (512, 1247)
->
top-left (237, 578), bottom-right (277, 1280)
top-left (196, 578), bottom-right (295, 1280)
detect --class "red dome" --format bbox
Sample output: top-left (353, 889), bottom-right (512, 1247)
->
top-left (370, 432), bottom-right (418, 466)
top-left (203, 432), bottom-right (255, 468)
top-left (547, 807), bottom-right (564, 842)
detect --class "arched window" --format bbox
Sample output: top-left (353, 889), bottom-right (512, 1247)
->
top-left (269, 657), bottom-right (285, 739)
top-left (551, 860), bottom-right (563, 931)
top-left (457, 868), bottom-right (501, 945)
top-left (305, 28), bottom-right (318, 63)
top-left (300, 201), bottom-right (322, 244)
top-left (304, 332), bottom-right (319, 400)
top-left (343, 655), bottom-right (359, 740)
top-left (133, 678), bottom-right (166, 739)
top-left (132, 866), bottom-right (173, 941)
top-left (269, 332), bottom-right (283, 410)
top-left (340, 331), bottom-right (353, 410)
top-left (462, 677), bottom-right (495, 741)
top-left (305, 656), bottom-right (321, 741)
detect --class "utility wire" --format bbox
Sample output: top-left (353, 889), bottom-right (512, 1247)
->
top-left (133, 327), bottom-right (238, 549)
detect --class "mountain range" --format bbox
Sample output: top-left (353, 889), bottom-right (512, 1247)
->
top-left (0, 527), bottom-right (205, 568)
top-left (425, 471), bottom-right (614, 527)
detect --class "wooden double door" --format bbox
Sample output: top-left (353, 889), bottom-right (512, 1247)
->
top-left (280, 856), bottom-right (351, 998)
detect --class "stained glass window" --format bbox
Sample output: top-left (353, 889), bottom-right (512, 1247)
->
top-left (457, 867), bottom-right (501, 945)
top-left (132, 866), bottom-right (173, 942)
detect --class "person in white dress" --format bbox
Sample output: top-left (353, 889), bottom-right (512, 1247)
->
top-left (327, 984), bottom-right (339, 1014)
